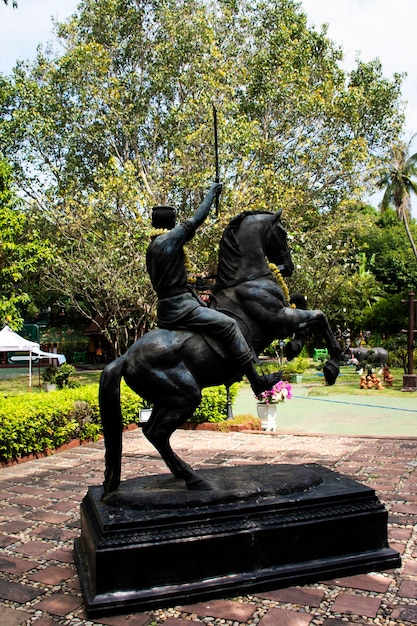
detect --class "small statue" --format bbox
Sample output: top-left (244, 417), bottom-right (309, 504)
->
top-left (382, 366), bottom-right (394, 387)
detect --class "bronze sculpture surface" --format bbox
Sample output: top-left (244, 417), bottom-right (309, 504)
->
top-left (99, 195), bottom-right (341, 493)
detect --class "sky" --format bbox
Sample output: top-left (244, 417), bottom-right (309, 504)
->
top-left (1, 0), bottom-right (417, 210)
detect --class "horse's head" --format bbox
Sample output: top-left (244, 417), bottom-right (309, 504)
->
top-left (216, 209), bottom-right (294, 285)
top-left (264, 209), bottom-right (294, 278)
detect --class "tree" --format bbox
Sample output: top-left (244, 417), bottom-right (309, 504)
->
top-left (41, 159), bottom-right (157, 357)
top-left (377, 136), bottom-right (417, 261)
top-left (0, 158), bottom-right (51, 329)
top-left (0, 0), bottom-right (406, 343)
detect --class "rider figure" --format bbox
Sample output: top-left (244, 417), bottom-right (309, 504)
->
top-left (146, 182), bottom-right (281, 396)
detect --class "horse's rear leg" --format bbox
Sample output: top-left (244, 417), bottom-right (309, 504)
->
top-left (143, 406), bottom-right (212, 490)
top-left (99, 356), bottom-right (125, 494)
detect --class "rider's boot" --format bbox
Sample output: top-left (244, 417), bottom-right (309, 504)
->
top-left (243, 361), bottom-right (282, 397)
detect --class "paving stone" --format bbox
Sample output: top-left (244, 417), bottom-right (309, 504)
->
top-left (28, 565), bottom-right (74, 584)
top-left (390, 541), bottom-right (406, 554)
top-left (329, 572), bottom-right (392, 592)
top-left (0, 521), bottom-right (31, 533)
top-left (15, 540), bottom-right (51, 556)
top-left (0, 554), bottom-right (38, 575)
top-left (330, 592), bottom-right (381, 618)
top-left (0, 534), bottom-right (15, 548)
top-left (258, 607), bottom-right (312, 625)
top-left (0, 606), bottom-right (33, 626)
top-left (49, 500), bottom-right (77, 512)
top-left (178, 599), bottom-right (256, 621)
top-left (404, 560), bottom-right (417, 575)
top-left (389, 526), bottom-right (413, 541)
top-left (0, 578), bottom-right (44, 603)
top-left (398, 580), bottom-right (417, 598)
top-left (391, 502), bottom-right (417, 514)
top-left (392, 604), bottom-right (417, 624)
top-left (47, 547), bottom-right (75, 563)
top-left (34, 592), bottom-right (83, 615)
top-left (31, 526), bottom-right (78, 541)
top-left (30, 511), bottom-right (72, 524)
top-left (256, 586), bottom-right (324, 606)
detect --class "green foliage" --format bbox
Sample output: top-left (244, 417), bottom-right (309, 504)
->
top-left (383, 334), bottom-right (417, 373)
top-left (190, 384), bottom-right (239, 423)
top-left (283, 356), bottom-right (310, 375)
top-left (41, 363), bottom-right (79, 388)
top-left (0, 381), bottom-right (143, 463)
top-left (359, 209), bottom-right (417, 294)
top-left (361, 294), bottom-right (408, 336)
top-left (0, 0), bottom-right (406, 347)
top-left (0, 380), bottom-right (240, 462)
top-left (0, 157), bottom-right (52, 329)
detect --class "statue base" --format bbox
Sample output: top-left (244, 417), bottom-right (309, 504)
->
top-left (74, 463), bottom-right (400, 617)
top-left (402, 374), bottom-right (417, 391)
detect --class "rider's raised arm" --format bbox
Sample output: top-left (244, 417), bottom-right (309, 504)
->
top-left (187, 182), bottom-right (222, 230)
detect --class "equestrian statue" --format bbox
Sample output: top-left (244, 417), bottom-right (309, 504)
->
top-left (100, 182), bottom-right (342, 493)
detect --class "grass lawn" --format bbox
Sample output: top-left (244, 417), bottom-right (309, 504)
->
top-left (304, 364), bottom-right (408, 397)
top-left (0, 369), bottom-right (102, 396)
top-left (0, 363), bottom-right (411, 399)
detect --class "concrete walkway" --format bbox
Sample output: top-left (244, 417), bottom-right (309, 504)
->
top-left (234, 383), bottom-right (417, 437)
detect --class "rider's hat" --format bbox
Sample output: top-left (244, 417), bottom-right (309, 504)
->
top-left (151, 205), bottom-right (176, 230)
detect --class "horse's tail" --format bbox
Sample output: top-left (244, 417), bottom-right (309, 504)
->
top-left (99, 355), bottom-right (126, 494)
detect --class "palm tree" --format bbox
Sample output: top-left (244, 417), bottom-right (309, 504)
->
top-left (377, 136), bottom-right (417, 261)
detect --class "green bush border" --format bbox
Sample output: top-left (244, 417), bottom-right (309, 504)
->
top-left (0, 382), bottom-right (240, 463)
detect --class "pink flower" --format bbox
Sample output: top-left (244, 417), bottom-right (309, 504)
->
top-left (256, 380), bottom-right (293, 404)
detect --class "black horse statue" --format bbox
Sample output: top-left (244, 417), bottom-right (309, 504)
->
top-left (343, 346), bottom-right (388, 369)
top-left (100, 210), bottom-right (341, 493)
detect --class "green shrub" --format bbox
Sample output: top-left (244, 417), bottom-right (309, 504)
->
top-left (0, 382), bottom-right (144, 463)
top-left (188, 384), bottom-right (239, 423)
top-left (0, 381), bottom-right (238, 463)
top-left (41, 363), bottom-right (80, 389)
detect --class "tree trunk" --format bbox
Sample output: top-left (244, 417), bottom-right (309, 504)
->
top-left (402, 213), bottom-right (417, 263)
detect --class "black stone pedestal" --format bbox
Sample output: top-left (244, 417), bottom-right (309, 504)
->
top-left (74, 463), bottom-right (400, 617)
top-left (402, 373), bottom-right (417, 391)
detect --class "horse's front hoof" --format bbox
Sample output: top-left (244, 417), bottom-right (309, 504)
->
top-left (285, 339), bottom-right (302, 360)
top-left (186, 475), bottom-right (213, 491)
top-left (323, 358), bottom-right (339, 386)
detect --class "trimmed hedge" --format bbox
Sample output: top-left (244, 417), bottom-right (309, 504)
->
top-left (190, 383), bottom-right (239, 423)
top-left (0, 382), bottom-right (240, 463)
top-left (0, 383), bottom-right (143, 464)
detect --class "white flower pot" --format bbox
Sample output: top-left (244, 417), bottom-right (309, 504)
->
top-left (139, 408), bottom-right (152, 423)
top-left (43, 382), bottom-right (57, 392)
top-left (257, 403), bottom-right (277, 432)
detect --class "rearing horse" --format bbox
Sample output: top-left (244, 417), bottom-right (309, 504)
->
top-left (100, 210), bottom-right (341, 493)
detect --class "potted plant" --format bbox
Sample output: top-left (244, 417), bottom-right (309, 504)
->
top-left (41, 363), bottom-right (78, 391)
top-left (41, 366), bottom-right (58, 392)
top-left (255, 380), bottom-right (293, 431)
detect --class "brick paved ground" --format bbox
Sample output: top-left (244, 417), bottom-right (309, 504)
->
top-left (1, 428), bottom-right (417, 625)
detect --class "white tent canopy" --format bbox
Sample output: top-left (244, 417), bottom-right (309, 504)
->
top-left (0, 325), bottom-right (66, 386)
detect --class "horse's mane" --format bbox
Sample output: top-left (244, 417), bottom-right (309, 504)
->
top-left (217, 210), bottom-right (273, 284)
